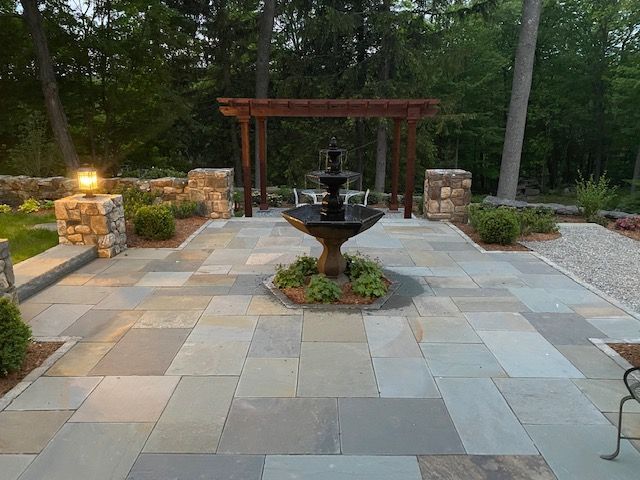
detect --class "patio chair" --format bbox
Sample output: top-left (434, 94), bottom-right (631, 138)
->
top-left (601, 366), bottom-right (640, 460)
top-left (293, 188), bottom-right (308, 207)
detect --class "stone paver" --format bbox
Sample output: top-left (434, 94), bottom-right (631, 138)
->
top-left (7, 377), bottom-right (101, 411)
top-left (417, 455), bottom-right (557, 480)
top-left (70, 376), bottom-right (179, 422)
top-left (373, 357), bottom-right (440, 398)
top-left (0, 411), bottom-right (71, 454)
top-left (236, 358), bottom-right (298, 397)
top-left (218, 398), bottom-right (339, 454)
top-left (437, 378), bottom-right (537, 455)
top-left (128, 454), bottom-right (264, 480)
top-left (339, 398), bottom-right (464, 454)
top-left (19, 423), bottom-right (151, 480)
top-left (7, 217), bottom-right (640, 478)
top-left (248, 315), bottom-right (302, 358)
top-left (263, 455), bottom-right (422, 480)
top-left (144, 376), bottom-right (237, 453)
top-left (526, 424), bottom-right (640, 480)
top-left (0, 455), bottom-right (35, 480)
top-left (298, 342), bottom-right (377, 397)
top-left (90, 328), bottom-right (189, 375)
top-left (46, 343), bottom-right (114, 376)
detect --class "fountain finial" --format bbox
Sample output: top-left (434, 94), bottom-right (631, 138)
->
top-left (326, 137), bottom-right (342, 174)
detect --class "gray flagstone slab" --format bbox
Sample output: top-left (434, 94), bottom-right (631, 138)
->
top-left (522, 312), bottom-right (605, 345)
top-left (339, 398), bottom-right (464, 455)
top-left (6, 376), bottom-right (102, 411)
top-left (417, 455), bottom-right (557, 480)
top-left (478, 331), bottom-right (584, 378)
top-left (19, 422), bottom-right (152, 480)
top-left (421, 343), bottom-right (506, 378)
top-left (127, 454), bottom-right (264, 480)
top-left (0, 455), bottom-right (35, 480)
top-left (364, 316), bottom-right (422, 357)
top-left (262, 455), bottom-right (422, 480)
top-left (373, 357), bottom-right (440, 398)
top-left (248, 315), bottom-right (302, 358)
top-left (0, 411), bottom-right (71, 454)
top-left (143, 376), bottom-right (237, 453)
top-left (556, 345), bottom-right (625, 379)
top-left (526, 424), bottom-right (640, 480)
top-left (437, 378), bottom-right (538, 455)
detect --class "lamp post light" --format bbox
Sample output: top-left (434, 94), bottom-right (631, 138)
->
top-left (77, 165), bottom-right (98, 198)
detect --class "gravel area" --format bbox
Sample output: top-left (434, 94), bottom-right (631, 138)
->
top-left (522, 223), bottom-right (640, 314)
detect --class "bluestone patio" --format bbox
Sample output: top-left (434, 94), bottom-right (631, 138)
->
top-left (2, 216), bottom-right (639, 480)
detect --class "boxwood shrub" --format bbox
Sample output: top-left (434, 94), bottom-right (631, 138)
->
top-left (0, 297), bottom-right (32, 376)
top-left (134, 205), bottom-right (175, 240)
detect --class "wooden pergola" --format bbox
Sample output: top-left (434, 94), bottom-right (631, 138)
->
top-left (218, 98), bottom-right (439, 218)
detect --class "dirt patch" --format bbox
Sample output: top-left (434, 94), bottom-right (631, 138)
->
top-left (454, 222), bottom-right (561, 251)
top-left (126, 216), bottom-right (208, 248)
top-left (0, 342), bottom-right (64, 397)
top-left (608, 343), bottom-right (640, 368)
top-left (281, 278), bottom-right (391, 305)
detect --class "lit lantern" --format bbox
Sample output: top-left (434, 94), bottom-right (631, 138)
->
top-left (77, 165), bottom-right (98, 198)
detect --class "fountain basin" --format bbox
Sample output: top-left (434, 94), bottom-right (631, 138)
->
top-left (282, 204), bottom-right (384, 277)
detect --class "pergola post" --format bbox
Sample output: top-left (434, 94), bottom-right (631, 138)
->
top-left (390, 118), bottom-right (402, 211)
top-left (239, 117), bottom-right (252, 217)
top-left (404, 118), bottom-right (417, 218)
top-left (257, 116), bottom-right (267, 210)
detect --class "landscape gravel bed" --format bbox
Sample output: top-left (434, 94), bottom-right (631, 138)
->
top-left (522, 223), bottom-right (640, 314)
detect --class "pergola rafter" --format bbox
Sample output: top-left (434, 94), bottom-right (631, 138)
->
top-left (217, 98), bottom-right (439, 218)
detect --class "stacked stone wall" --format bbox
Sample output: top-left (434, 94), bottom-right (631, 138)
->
top-left (1, 169), bottom-right (233, 219)
top-left (0, 240), bottom-right (17, 302)
top-left (424, 169), bottom-right (472, 222)
top-left (55, 194), bottom-right (126, 258)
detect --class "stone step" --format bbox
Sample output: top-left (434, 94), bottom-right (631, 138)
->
top-left (14, 244), bottom-right (97, 301)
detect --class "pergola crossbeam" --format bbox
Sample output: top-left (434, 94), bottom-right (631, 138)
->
top-left (218, 98), bottom-right (439, 218)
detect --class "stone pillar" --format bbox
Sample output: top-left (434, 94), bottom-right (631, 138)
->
top-left (424, 169), bottom-right (472, 222)
top-left (187, 168), bottom-right (234, 219)
top-left (54, 194), bottom-right (126, 258)
top-left (0, 239), bottom-right (17, 302)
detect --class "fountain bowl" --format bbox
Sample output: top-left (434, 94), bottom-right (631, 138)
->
top-left (282, 204), bottom-right (384, 277)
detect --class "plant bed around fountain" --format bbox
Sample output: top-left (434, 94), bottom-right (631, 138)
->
top-left (265, 254), bottom-right (399, 310)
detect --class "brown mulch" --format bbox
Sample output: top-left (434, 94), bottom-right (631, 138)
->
top-left (608, 343), bottom-right (640, 368)
top-left (126, 216), bottom-right (208, 248)
top-left (606, 224), bottom-right (640, 242)
top-left (454, 222), bottom-right (560, 251)
top-left (0, 342), bottom-right (64, 397)
top-left (281, 278), bottom-right (391, 305)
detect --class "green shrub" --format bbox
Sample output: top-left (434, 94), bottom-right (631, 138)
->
top-left (40, 200), bottom-right (55, 210)
top-left (0, 204), bottom-right (11, 214)
top-left (291, 255), bottom-right (318, 277)
top-left (467, 203), bottom-right (495, 229)
top-left (351, 272), bottom-right (388, 298)
top-left (576, 171), bottom-right (617, 222)
top-left (17, 198), bottom-right (40, 213)
top-left (120, 186), bottom-right (159, 219)
top-left (476, 208), bottom-right (520, 244)
top-left (170, 201), bottom-right (199, 219)
top-left (0, 297), bottom-right (32, 376)
top-left (134, 205), bottom-right (175, 240)
top-left (306, 274), bottom-right (342, 303)
top-left (518, 207), bottom-right (558, 235)
top-left (615, 193), bottom-right (640, 214)
top-left (273, 264), bottom-right (305, 288)
top-left (345, 253), bottom-right (383, 280)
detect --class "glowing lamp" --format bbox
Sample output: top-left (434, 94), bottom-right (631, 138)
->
top-left (77, 166), bottom-right (98, 198)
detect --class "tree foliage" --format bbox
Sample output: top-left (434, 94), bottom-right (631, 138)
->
top-left (0, 0), bottom-right (638, 197)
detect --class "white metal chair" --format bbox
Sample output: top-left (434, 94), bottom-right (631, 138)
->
top-left (293, 188), bottom-right (306, 207)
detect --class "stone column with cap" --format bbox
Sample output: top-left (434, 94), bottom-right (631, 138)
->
top-left (424, 169), bottom-right (472, 223)
top-left (54, 194), bottom-right (126, 258)
top-left (0, 239), bottom-right (17, 302)
top-left (187, 168), bottom-right (234, 219)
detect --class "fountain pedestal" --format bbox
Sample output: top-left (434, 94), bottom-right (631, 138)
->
top-left (317, 237), bottom-right (348, 277)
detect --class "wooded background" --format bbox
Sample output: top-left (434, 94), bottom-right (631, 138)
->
top-left (1, 0), bottom-right (638, 198)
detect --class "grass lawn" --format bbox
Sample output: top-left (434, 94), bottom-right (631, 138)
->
top-left (0, 211), bottom-right (58, 263)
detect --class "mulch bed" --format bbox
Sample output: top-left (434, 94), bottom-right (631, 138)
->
top-left (126, 216), bottom-right (208, 248)
top-left (608, 343), bottom-right (640, 368)
top-left (454, 222), bottom-right (561, 251)
top-left (0, 341), bottom-right (64, 397)
top-left (281, 278), bottom-right (391, 305)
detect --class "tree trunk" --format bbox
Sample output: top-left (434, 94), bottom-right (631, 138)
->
top-left (496, 0), bottom-right (542, 199)
top-left (21, 0), bottom-right (79, 172)
top-left (254, 0), bottom-right (276, 187)
top-left (374, 122), bottom-right (387, 192)
top-left (632, 145), bottom-right (640, 193)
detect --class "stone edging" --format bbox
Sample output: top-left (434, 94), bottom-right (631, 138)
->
top-left (264, 275), bottom-right (400, 310)
top-left (0, 336), bottom-right (80, 411)
top-left (590, 337), bottom-right (639, 372)
top-left (445, 221), bottom-right (640, 321)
